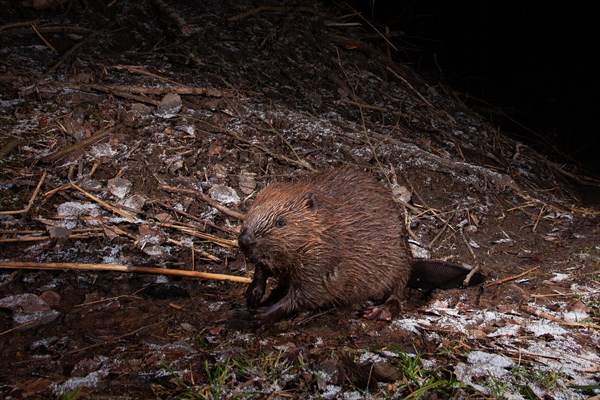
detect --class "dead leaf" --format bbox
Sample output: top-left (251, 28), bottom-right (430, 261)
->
top-left (46, 226), bottom-right (72, 239)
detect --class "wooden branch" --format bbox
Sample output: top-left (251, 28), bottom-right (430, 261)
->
top-left (114, 65), bottom-right (183, 86)
top-left (167, 238), bottom-right (220, 261)
top-left (149, 0), bottom-right (192, 36)
top-left (159, 184), bottom-right (244, 220)
top-left (67, 83), bottom-right (234, 98)
top-left (70, 183), bottom-right (136, 221)
top-left (459, 227), bottom-right (477, 260)
top-left (0, 261), bottom-right (251, 284)
top-left (157, 222), bottom-right (238, 248)
top-left (0, 171), bottom-right (47, 215)
top-left (484, 266), bottom-right (539, 287)
top-left (31, 23), bottom-right (57, 53)
top-left (155, 201), bottom-right (236, 234)
top-left (0, 20), bottom-right (37, 31)
top-left (520, 304), bottom-right (600, 330)
top-left (41, 126), bottom-right (114, 163)
top-left (0, 233), bottom-right (103, 243)
top-left (41, 23), bottom-right (111, 80)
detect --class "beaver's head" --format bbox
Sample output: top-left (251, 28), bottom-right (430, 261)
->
top-left (238, 181), bottom-right (321, 273)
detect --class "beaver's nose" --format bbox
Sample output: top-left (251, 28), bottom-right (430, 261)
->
top-left (238, 228), bottom-right (256, 253)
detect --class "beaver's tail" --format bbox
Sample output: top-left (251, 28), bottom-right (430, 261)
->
top-left (408, 259), bottom-right (485, 293)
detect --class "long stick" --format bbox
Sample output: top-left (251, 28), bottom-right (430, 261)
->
top-left (0, 171), bottom-right (47, 215)
top-left (0, 261), bottom-right (251, 284)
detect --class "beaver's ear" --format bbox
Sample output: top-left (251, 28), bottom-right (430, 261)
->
top-left (304, 192), bottom-right (317, 210)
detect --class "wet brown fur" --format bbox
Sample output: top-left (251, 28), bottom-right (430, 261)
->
top-left (238, 168), bottom-right (481, 324)
top-left (238, 168), bottom-right (413, 322)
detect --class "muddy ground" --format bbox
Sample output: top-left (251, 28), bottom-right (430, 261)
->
top-left (0, 1), bottom-right (599, 399)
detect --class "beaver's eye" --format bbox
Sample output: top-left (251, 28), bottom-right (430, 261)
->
top-left (275, 219), bottom-right (286, 228)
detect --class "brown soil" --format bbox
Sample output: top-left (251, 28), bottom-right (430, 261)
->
top-left (0, 1), bottom-right (598, 399)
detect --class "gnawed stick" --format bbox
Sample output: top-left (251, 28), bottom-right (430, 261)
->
top-left (0, 261), bottom-right (251, 284)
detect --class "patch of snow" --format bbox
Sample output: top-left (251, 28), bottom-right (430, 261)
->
top-left (208, 301), bottom-right (226, 311)
top-left (389, 302), bottom-right (599, 399)
top-left (321, 384), bottom-right (341, 399)
top-left (51, 359), bottom-right (119, 395)
top-left (487, 324), bottom-right (520, 338)
top-left (524, 319), bottom-right (569, 337)
top-left (154, 275), bottom-right (169, 284)
top-left (57, 201), bottom-right (100, 217)
top-left (391, 317), bottom-right (423, 334)
top-left (550, 273), bottom-right (571, 282)
top-left (89, 143), bottom-right (116, 158)
top-left (142, 245), bottom-right (170, 256)
top-left (358, 351), bottom-right (387, 364)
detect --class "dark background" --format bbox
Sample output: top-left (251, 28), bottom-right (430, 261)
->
top-left (348, 1), bottom-right (599, 176)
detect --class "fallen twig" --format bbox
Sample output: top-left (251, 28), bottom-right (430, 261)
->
top-left (463, 265), bottom-right (482, 286)
top-left (41, 125), bottom-right (114, 163)
top-left (157, 222), bottom-right (238, 248)
top-left (0, 233), bottom-right (104, 243)
top-left (159, 184), bottom-right (244, 220)
top-left (260, 116), bottom-right (313, 172)
top-left (114, 65), bottom-right (183, 86)
top-left (69, 182), bottom-right (136, 221)
top-left (532, 290), bottom-right (600, 298)
top-left (0, 261), bottom-right (251, 284)
top-left (484, 266), bottom-right (539, 287)
top-left (63, 320), bottom-right (167, 356)
top-left (31, 23), bottom-right (57, 53)
top-left (428, 212), bottom-right (454, 249)
top-left (167, 237), bottom-right (220, 261)
top-left (0, 171), bottom-right (47, 215)
top-left (189, 116), bottom-right (314, 171)
top-left (155, 201), bottom-right (237, 234)
top-left (520, 304), bottom-right (600, 330)
top-left (40, 23), bottom-right (113, 80)
top-left (149, 0), bottom-right (192, 36)
top-left (0, 20), bottom-right (37, 31)
top-left (67, 83), bottom-right (234, 98)
top-left (459, 227), bottom-right (477, 260)
top-left (343, 4), bottom-right (398, 51)
top-left (532, 204), bottom-right (546, 232)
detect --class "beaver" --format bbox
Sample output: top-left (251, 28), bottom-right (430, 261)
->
top-left (237, 168), bottom-right (484, 325)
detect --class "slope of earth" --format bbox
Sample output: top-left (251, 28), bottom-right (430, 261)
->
top-left (0, 1), bottom-right (598, 399)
